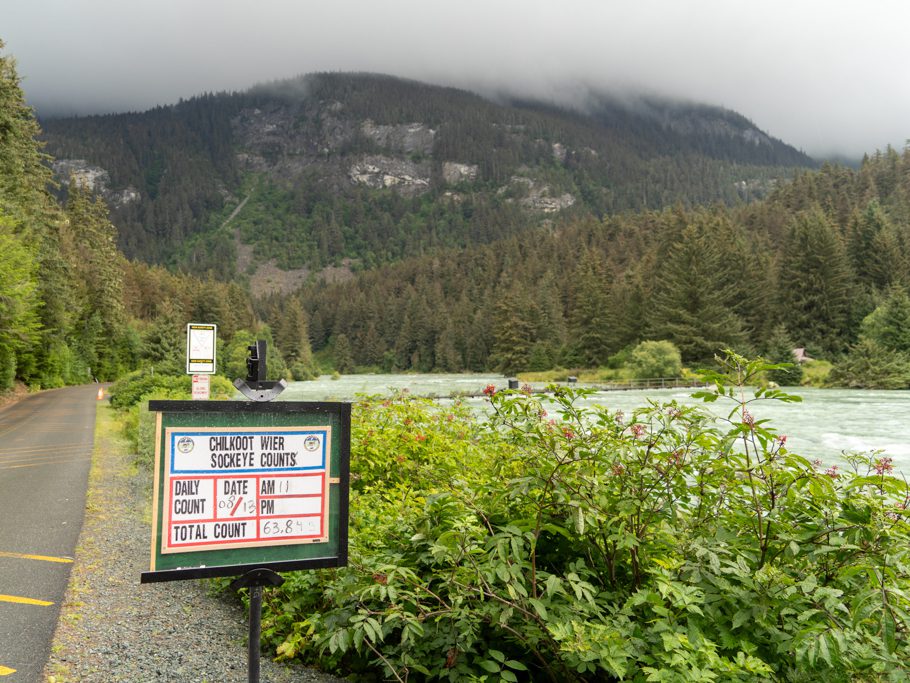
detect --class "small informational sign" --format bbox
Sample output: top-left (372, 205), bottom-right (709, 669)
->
top-left (186, 323), bottom-right (217, 374)
top-left (142, 401), bottom-right (350, 583)
top-left (191, 374), bottom-right (210, 401)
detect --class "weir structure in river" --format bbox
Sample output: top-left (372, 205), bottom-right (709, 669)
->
top-left (572, 378), bottom-right (708, 392)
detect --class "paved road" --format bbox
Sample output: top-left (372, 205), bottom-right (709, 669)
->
top-left (0, 386), bottom-right (99, 681)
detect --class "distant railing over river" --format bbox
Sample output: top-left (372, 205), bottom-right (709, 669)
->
top-left (578, 377), bottom-right (708, 392)
top-left (447, 377), bottom-right (709, 399)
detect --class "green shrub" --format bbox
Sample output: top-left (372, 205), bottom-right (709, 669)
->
top-left (290, 361), bottom-right (317, 381)
top-left (110, 369), bottom-right (236, 461)
top-left (110, 369), bottom-right (236, 409)
top-left (628, 340), bottom-right (683, 379)
top-left (108, 370), bottom-right (192, 409)
top-left (252, 352), bottom-right (910, 681)
top-left (801, 359), bottom-right (833, 387)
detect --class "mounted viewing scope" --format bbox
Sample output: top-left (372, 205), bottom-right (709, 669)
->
top-left (234, 339), bottom-right (287, 402)
top-left (246, 340), bottom-right (267, 385)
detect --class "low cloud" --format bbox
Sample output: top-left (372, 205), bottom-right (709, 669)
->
top-left (4, 0), bottom-right (909, 158)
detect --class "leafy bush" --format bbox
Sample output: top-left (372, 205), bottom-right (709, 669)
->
top-left (252, 353), bottom-right (910, 681)
top-left (108, 370), bottom-right (192, 410)
top-left (628, 340), bottom-right (683, 379)
top-left (109, 368), bottom-right (236, 463)
top-left (801, 359), bottom-right (833, 387)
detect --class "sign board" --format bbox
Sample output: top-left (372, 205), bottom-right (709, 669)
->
top-left (142, 400), bottom-right (350, 583)
top-left (191, 374), bottom-right (210, 401)
top-left (186, 323), bottom-right (217, 374)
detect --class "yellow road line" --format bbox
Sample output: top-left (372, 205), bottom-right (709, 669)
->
top-left (0, 450), bottom-right (91, 465)
top-left (0, 664), bottom-right (17, 675)
top-left (0, 444), bottom-right (91, 455)
top-left (0, 551), bottom-right (73, 564)
top-left (0, 457), bottom-right (93, 471)
top-left (0, 594), bottom-right (53, 606)
top-left (0, 449), bottom-right (90, 461)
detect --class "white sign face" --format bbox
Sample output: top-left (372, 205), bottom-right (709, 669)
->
top-left (161, 426), bottom-right (331, 554)
top-left (186, 323), bottom-right (217, 374)
top-left (191, 374), bottom-right (210, 401)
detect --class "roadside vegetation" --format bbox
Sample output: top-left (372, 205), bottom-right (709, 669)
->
top-left (109, 353), bottom-right (910, 681)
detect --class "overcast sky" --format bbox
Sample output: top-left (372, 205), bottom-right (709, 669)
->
top-left (3, 0), bottom-right (909, 158)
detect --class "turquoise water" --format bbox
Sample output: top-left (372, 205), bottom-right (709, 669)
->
top-left (278, 375), bottom-right (910, 468)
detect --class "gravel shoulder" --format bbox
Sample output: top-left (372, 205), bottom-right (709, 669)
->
top-left (44, 403), bottom-right (346, 683)
top-left (0, 382), bottom-right (30, 411)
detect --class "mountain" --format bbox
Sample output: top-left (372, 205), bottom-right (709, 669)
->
top-left (39, 72), bottom-right (816, 293)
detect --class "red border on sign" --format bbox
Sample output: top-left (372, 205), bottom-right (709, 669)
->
top-left (163, 472), bottom-right (327, 553)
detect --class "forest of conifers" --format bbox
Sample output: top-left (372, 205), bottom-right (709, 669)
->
top-left (2, 41), bottom-right (910, 392)
top-left (302, 159), bottom-right (910, 382)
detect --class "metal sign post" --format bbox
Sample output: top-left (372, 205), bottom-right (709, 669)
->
top-left (230, 568), bottom-right (285, 683)
top-left (143, 341), bottom-right (349, 682)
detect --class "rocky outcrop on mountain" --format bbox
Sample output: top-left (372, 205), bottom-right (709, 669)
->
top-left (349, 156), bottom-right (431, 196)
top-left (525, 192), bottom-right (576, 213)
top-left (361, 120), bottom-right (435, 155)
top-left (551, 143), bottom-right (567, 163)
top-left (232, 103), bottom-right (358, 174)
top-left (442, 162), bottom-right (479, 185)
top-left (53, 159), bottom-right (109, 191)
top-left (501, 175), bottom-right (576, 213)
top-left (51, 159), bottom-right (140, 207)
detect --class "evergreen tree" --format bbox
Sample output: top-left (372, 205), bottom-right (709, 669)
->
top-left (64, 182), bottom-right (125, 379)
top-left (333, 334), bottom-right (355, 374)
top-left (610, 269), bottom-right (648, 350)
top-left (763, 324), bottom-right (804, 386)
top-left (358, 320), bottom-right (386, 368)
top-left (646, 223), bottom-right (747, 363)
top-left (847, 201), bottom-right (904, 291)
top-left (433, 321), bottom-right (462, 372)
top-left (0, 212), bottom-right (39, 389)
top-left (861, 286), bottom-right (910, 353)
top-left (140, 300), bottom-right (186, 372)
top-left (529, 272), bottom-right (566, 365)
top-left (0, 42), bottom-right (56, 221)
top-left (828, 339), bottom-right (910, 389)
top-left (567, 251), bottom-right (618, 366)
top-left (0, 42), bottom-right (82, 386)
top-left (273, 296), bottom-right (314, 369)
top-left (706, 209), bottom-right (775, 345)
top-left (777, 208), bottom-right (854, 357)
top-left (489, 287), bottom-right (536, 375)
top-left (869, 223), bottom-right (909, 289)
top-left (188, 279), bottom-right (233, 335)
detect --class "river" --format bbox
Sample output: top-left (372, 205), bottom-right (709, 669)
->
top-left (278, 374), bottom-right (910, 468)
